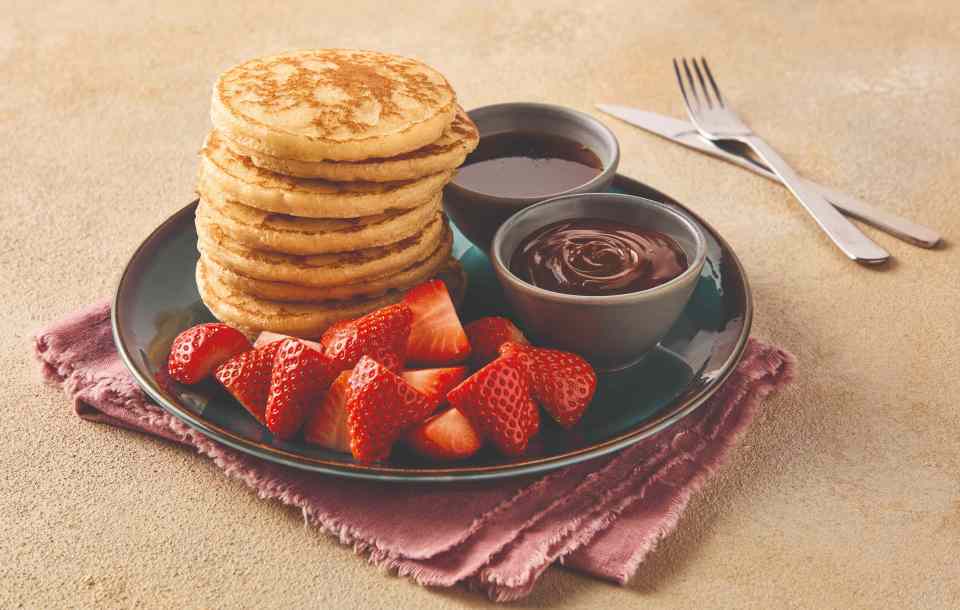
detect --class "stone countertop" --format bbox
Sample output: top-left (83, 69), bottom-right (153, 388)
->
top-left (4, 1), bottom-right (958, 607)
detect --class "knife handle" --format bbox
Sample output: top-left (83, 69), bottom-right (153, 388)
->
top-left (741, 135), bottom-right (890, 264)
top-left (812, 183), bottom-right (941, 248)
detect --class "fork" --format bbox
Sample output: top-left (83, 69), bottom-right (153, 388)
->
top-left (672, 57), bottom-right (889, 264)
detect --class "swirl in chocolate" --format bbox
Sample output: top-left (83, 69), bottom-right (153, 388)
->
top-left (509, 218), bottom-right (688, 296)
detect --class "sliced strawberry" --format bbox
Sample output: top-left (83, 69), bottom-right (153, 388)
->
top-left (167, 323), bottom-right (251, 384)
top-left (265, 338), bottom-right (339, 440)
top-left (463, 316), bottom-right (528, 368)
top-left (346, 356), bottom-right (438, 463)
top-left (214, 340), bottom-right (282, 424)
top-left (446, 354), bottom-right (539, 456)
top-left (403, 279), bottom-right (471, 366)
top-left (500, 342), bottom-right (597, 429)
top-left (400, 366), bottom-right (469, 405)
top-left (303, 370), bottom-right (352, 453)
top-left (253, 331), bottom-right (320, 352)
top-left (406, 408), bottom-right (482, 461)
top-left (321, 303), bottom-right (412, 372)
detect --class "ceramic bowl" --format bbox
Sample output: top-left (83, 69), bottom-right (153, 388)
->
top-left (490, 193), bottom-right (707, 371)
top-left (444, 102), bottom-right (620, 252)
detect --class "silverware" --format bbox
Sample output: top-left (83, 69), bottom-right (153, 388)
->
top-left (672, 57), bottom-right (889, 264)
top-left (595, 104), bottom-right (941, 248)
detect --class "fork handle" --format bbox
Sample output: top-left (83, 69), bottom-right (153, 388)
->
top-left (741, 135), bottom-right (890, 264)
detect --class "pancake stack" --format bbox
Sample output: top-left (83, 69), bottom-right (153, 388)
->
top-left (194, 49), bottom-right (478, 338)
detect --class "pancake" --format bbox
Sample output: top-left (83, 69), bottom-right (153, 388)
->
top-left (197, 255), bottom-right (467, 338)
top-left (199, 130), bottom-right (452, 218)
top-left (198, 181), bottom-right (441, 255)
top-left (210, 49), bottom-right (456, 162)
top-left (196, 212), bottom-right (446, 288)
top-left (197, 259), bottom-right (403, 338)
top-left (201, 224), bottom-right (452, 302)
top-left (224, 107), bottom-right (479, 182)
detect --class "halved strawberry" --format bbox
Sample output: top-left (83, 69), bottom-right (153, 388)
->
top-left (321, 303), bottom-right (412, 372)
top-left (253, 331), bottom-right (321, 352)
top-left (303, 370), bottom-right (352, 453)
top-left (346, 356), bottom-right (438, 463)
top-left (265, 338), bottom-right (339, 440)
top-left (406, 408), bottom-right (482, 461)
top-left (463, 316), bottom-right (528, 368)
top-left (403, 280), bottom-right (470, 366)
top-left (400, 366), bottom-right (469, 405)
top-left (446, 354), bottom-right (539, 456)
top-left (167, 323), bottom-right (251, 384)
top-left (500, 342), bottom-right (597, 429)
top-left (214, 340), bottom-right (282, 424)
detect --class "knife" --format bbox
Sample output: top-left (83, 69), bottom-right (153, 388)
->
top-left (596, 104), bottom-right (941, 248)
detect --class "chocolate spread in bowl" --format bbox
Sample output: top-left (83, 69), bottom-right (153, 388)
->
top-left (509, 218), bottom-right (688, 296)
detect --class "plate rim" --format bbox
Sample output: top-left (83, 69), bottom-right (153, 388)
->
top-left (112, 174), bottom-right (752, 482)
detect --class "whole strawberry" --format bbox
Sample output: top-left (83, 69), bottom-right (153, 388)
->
top-left (214, 339), bottom-right (282, 424)
top-left (265, 338), bottom-right (339, 440)
top-left (321, 303), bottom-right (412, 372)
top-left (500, 342), bottom-right (597, 429)
top-left (446, 354), bottom-right (539, 456)
top-left (167, 323), bottom-right (251, 384)
top-left (346, 356), bottom-right (438, 463)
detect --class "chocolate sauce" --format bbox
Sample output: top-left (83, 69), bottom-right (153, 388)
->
top-left (455, 131), bottom-right (602, 198)
top-left (509, 218), bottom-right (688, 295)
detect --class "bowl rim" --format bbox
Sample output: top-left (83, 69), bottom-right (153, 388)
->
top-left (490, 193), bottom-right (709, 304)
top-left (447, 102), bottom-right (621, 206)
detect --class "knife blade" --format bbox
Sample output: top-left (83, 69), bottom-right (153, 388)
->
top-left (596, 104), bottom-right (941, 248)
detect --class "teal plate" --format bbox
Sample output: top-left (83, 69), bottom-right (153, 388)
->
top-left (113, 175), bottom-right (751, 482)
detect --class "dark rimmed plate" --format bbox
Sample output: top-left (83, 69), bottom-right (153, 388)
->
top-left (112, 175), bottom-right (752, 482)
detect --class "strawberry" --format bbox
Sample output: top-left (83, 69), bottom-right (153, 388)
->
top-left (321, 303), bottom-right (412, 372)
top-left (400, 366), bottom-right (469, 405)
top-left (303, 370), bottom-right (352, 453)
top-left (446, 354), bottom-right (539, 456)
top-left (265, 338), bottom-right (339, 440)
top-left (214, 340), bottom-right (282, 424)
top-left (406, 408), bottom-right (482, 461)
top-left (167, 323), bottom-right (251, 384)
top-left (346, 356), bottom-right (438, 463)
top-left (253, 331), bottom-right (321, 352)
top-left (463, 316), bottom-right (528, 368)
top-left (500, 342), bottom-right (597, 429)
top-left (403, 279), bottom-right (470, 366)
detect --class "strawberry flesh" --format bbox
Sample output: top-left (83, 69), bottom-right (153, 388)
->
top-left (500, 342), bottom-right (597, 429)
top-left (303, 370), bottom-right (352, 453)
top-left (321, 303), bottom-right (412, 372)
top-left (406, 408), bottom-right (482, 461)
top-left (167, 323), bottom-right (251, 384)
top-left (403, 280), bottom-right (470, 366)
top-left (214, 340), bottom-right (282, 424)
top-left (346, 356), bottom-right (438, 463)
top-left (463, 316), bottom-right (527, 369)
top-left (446, 354), bottom-right (539, 457)
top-left (253, 331), bottom-right (321, 352)
top-left (265, 338), bottom-right (339, 440)
top-left (400, 366), bottom-right (469, 405)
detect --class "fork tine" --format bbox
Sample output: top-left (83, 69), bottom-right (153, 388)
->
top-left (691, 58), bottom-right (713, 108)
top-left (672, 58), bottom-right (695, 114)
top-left (700, 57), bottom-right (724, 107)
top-left (681, 58), bottom-right (702, 109)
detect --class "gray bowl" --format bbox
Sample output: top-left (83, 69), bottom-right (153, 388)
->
top-left (444, 103), bottom-right (620, 252)
top-left (491, 193), bottom-right (707, 372)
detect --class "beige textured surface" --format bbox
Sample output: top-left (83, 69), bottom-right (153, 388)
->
top-left (3, 1), bottom-right (959, 608)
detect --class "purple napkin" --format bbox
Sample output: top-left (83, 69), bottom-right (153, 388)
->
top-left (34, 300), bottom-right (795, 601)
